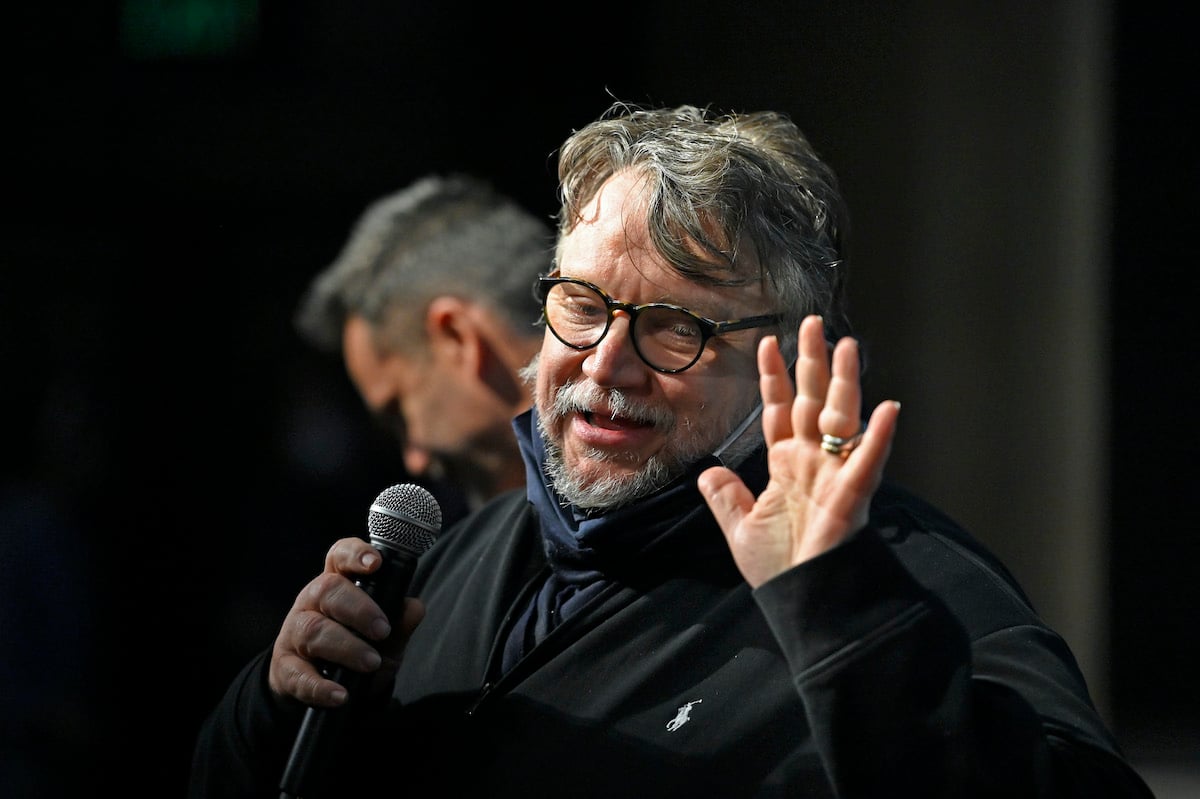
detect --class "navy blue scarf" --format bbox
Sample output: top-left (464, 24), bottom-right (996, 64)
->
top-left (500, 406), bottom-right (752, 671)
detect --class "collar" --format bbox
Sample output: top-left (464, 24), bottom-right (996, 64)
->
top-left (511, 406), bottom-right (766, 581)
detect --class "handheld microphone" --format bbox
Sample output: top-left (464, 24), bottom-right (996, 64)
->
top-left (279, 483), bottom-right (443, 799)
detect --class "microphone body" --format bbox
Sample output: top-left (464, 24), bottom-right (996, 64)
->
top-left (279, 484), bottom-right (442, 799)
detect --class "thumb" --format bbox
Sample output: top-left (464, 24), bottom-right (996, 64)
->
top-left (698, 465), bottom-right (755, 541)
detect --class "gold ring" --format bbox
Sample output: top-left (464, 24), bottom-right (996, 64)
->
top-left (819, 426), bottom-right (865, 458)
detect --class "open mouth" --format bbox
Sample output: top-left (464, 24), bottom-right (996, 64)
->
top-left (582, 410), bottom-right (654, 431)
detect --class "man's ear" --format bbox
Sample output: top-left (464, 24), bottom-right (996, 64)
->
top-left (424, 296), bottom-right (525, 404)
top-left (424, 296), bottom-right (483, 371)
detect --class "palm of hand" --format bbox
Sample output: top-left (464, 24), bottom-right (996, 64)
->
top-left (699, 316), bottom-right (899, 588)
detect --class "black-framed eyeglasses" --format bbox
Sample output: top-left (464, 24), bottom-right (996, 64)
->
top-left (534, 275), bottom-right (782, 374)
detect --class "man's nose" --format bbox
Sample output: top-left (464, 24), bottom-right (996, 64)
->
top-left (583, 313), bottom-right (646, 385)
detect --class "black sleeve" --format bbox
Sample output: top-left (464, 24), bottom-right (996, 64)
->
top-left (188, 649), bottom-right (304, 799)
top-left (754, 527), bottom-right (1155, 798)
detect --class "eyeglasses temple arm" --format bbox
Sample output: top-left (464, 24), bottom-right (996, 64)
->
top-left (711, 333), bottom-right (798, 465)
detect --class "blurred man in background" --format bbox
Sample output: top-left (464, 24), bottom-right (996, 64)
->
top-left (294, 174), bottom-right (553, 515)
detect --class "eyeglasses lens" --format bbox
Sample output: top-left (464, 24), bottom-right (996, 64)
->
top-left (543, 281), bottom-right (703, 372)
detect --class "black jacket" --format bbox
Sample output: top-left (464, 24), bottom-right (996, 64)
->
top-left (190, 479), bottom-right (1153, 798)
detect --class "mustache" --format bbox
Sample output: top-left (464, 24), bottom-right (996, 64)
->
top-left (550, 379), bottom-right (674, 430)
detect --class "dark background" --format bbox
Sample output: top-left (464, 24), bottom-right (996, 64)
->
top-left (3, 2), bottom-right (1195, 796)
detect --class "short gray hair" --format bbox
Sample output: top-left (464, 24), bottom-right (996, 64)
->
top-left (295, 173), bottom-right (555, 353)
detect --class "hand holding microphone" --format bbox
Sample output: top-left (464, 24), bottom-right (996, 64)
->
top-left (273, 484), bottom-right (442, 798)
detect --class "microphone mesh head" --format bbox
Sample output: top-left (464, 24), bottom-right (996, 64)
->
top-left (367, 483), bottom-right (442, 555)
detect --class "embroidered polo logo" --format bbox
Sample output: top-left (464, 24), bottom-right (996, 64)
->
top-left (666, 699), bottom-right (702, 731)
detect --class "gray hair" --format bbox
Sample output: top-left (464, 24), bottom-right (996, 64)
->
top-left (554, 102), bottom-right (854, 352)
top-left (295, 173), bottom-right (555, 352)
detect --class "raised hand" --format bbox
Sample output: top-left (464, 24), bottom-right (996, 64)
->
top-left (699, 315), bottom-right (901, 588)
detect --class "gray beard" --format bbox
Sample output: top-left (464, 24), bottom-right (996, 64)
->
top-left (540, 429), bottom-right (679, 512)
top-left (533, 377), bottom-right (754, 512)
top-left (518, 354), bottom-right (764, 512)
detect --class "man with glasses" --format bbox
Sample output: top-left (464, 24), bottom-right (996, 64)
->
top-left (192, 103), bottom-right (1153, 798)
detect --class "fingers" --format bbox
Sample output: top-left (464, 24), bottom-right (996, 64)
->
top-left (324, 535), bottom-right (384, 576)
top-left (786, 315), bottom-right (864, 441)
top-left (839, 399), bottom-right (901, 488)
top-left (316, 538), bottom-right (395, 642)
top-left (817, 336), bottom-right (863, 439)
top-left (757, 335), bottom-right (793, 447)
top-left (268, 537), bottom-right (421, 708)
top-left (792, 316), bottom-right (833, 438)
